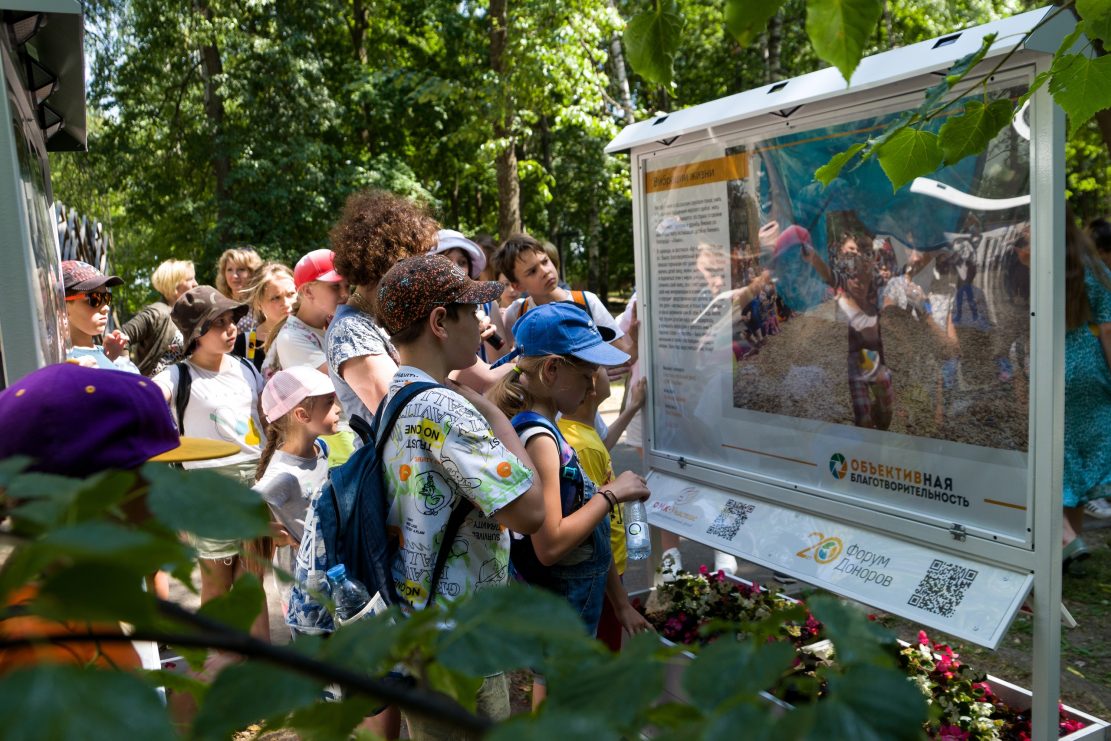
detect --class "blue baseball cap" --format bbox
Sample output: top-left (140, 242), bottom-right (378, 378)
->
top-left (496, 301), bottom-right (629, 368)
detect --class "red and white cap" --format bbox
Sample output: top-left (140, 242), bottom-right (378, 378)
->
top-left (261, 366), bottom-right (336, 423)
top-left (293, 248), bottom-right (343, 288)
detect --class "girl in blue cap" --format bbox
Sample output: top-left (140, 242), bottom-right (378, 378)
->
top-left (488, 302), bottom-right (651, 640)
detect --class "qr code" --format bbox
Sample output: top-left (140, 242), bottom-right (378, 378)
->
top-left (706, 499), bottom-right (755, 541)
top-left (907, 559), bottom-right (978, 617)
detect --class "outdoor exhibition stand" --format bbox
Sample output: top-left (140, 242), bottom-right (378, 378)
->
top-left (0, 0), bottom-right (84, 386)
top-left (607, 8), bottom-right (1106, 740)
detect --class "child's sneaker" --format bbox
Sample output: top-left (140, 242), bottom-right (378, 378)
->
top-left (713, 550), bottom-right (737, 575)
top-left (1084, 498), bottom-right (1111, 519)
top-left (660, 547), bottom-right (683, 582)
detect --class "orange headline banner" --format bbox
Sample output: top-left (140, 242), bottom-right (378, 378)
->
top-left (645, 153), bottom-right (748, 193)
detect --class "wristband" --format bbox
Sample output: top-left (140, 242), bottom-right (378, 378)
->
top-left (600, 489), bottom-right (617, 513)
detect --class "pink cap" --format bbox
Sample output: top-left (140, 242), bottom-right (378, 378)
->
top-left (293, 249), bottom-right (343, 288)
top-left (261, 366), bottom-right (336, 423)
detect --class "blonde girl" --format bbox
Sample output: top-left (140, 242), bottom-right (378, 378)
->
top-left (241, 263), bottom-right (297, 373)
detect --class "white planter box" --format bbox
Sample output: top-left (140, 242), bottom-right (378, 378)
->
top-left (631, 579), bottom-right (1108, 739)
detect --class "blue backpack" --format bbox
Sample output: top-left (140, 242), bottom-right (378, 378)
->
top-left (507, 411), bottom-right (586, 587)
top-left (287, 381), bottom-right (474, 634)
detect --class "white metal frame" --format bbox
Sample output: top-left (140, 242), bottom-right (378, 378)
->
top-left (613, 9), bottom-right (1082, 741)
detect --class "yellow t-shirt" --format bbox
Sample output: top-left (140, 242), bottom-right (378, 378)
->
top-left (557, 417), bottom-right (627, 574)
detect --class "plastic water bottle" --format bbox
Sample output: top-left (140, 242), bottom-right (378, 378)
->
top-left (625, 500), bottom-right (652, 560)
top-left (326, 564), bottom-right (374, 625)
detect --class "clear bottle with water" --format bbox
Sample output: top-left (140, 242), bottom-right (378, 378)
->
top-left (624, 500), bottom-right (652, 560)
top-left (326, 564), bottom-right (374, 625)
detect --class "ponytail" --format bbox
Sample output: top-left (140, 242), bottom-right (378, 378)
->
top-left (255, 414), bottom-right (290, 482)
top-left (487, 354), bottom-right (561, 419)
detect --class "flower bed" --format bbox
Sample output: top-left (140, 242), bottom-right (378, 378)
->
top-left (632, 569), bottom-right (1106, 740)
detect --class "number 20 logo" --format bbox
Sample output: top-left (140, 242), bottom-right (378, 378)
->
top-left (796, 531), bottom-right (843, 564)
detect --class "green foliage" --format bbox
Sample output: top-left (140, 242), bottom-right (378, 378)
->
top-left (938, 99), bottom-right (1013, 166)
top-left (624, 1), bottom-right (687, 85)
top-left (0, 458), bottom-right (935, 738)
top-left (142, 463), bottom-right (271, 540)
top-left (1049, 53), bottom-right (1111, 131)
top-left (0, 665), bottom-right (176, 741)
top-left (805, 0), bottom-right (884, 83)
top-left (1077, 0), bottom-right (1111, 45)
top-left (877, 128), bottom-right (942, 191)
top-left (724, 0), bottom-right (787, 46)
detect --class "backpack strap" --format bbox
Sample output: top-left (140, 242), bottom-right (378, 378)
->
top-left (173, 362), bottom-right (192, 433)
top-left (570, 290), bottom-right (586, 307)
top-left (349, 414), bottom-right (373, 445)
top-left (425, 496), bottom-right (475, 609)
top-left (315, 437), bottom-right (330, 459)
top-left (511, 411), bottom-right (585, 513)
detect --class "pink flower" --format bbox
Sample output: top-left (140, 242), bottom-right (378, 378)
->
top-left (918, 630), bottom-right (930, 646)
top-left (936, 724), bottom-right (970, 740)
top-left (699, 564), bottom-right (709, 575)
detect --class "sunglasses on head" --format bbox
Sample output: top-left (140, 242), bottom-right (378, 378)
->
top-left (65, 292), bottom-right (113, 309)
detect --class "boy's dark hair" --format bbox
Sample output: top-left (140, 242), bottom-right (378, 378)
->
top-left (493, 233), bottom-right (546, 283)
top-left (389, 302), bottom-right (466, 345)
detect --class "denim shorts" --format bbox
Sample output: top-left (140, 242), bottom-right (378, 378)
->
top-left (545, 519), bottom-right (611, 635)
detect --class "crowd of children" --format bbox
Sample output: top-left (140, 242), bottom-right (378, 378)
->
top-left (30, 189), bottom-right (652, 738)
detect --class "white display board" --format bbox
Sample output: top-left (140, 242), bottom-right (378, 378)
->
top-left (647, 471), bottom-right (1033, 648)
top-left (640, 73), bottom-right (1033, 548)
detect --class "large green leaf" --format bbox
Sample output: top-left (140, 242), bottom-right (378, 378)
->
top-left (875, 127), bottom-right (942, 192)
top-left (197, 572), bottom-right (266, 633)
top-left (682, 638), bottom-right (795, 711)
top-left (623, 1), bottom-right (686, 86)
top-left (0, 665), bottom-right (176, 741)
top-left (318, 609), bottom-right (408, 675)
top-left (142, 463), bottom-right (271, 539)
top-left (40, 521), bottom-right (189, 571)
top-left (939, 99), bottom-right (1014, 166)
top-left (1049, 53), bottom-right (1111, 130)
top-left (425, 662), bottom-right (484, 712)
top-left (806, 0), bottom-right (884, 83)
top-left (1077, 0), bottom-right (1111, 44)
top-left (724, 0), bottom-right (787, 46)
top-left (805, 595), bottom-right (896, 667)
top-left (285, 695), bottom-right (381, 741)
top-left (6, 472), bottom-right (91, 530)
top-left (806, 664), bottom-right (928, 740)
top-left (943, 33), bottom-right (996, 87)
top-left (193, 662), bottom-right (322, 740)
top-left (544, 632), bottom-right (666, 731)
top-left (36, 561), bottom-right (157, 625)
top-left (486, 709), bottom-right (611, 741)
top-left (434, 583), bottom-right (599, 677)
top-left (816, 143), bottom-right (865, 186)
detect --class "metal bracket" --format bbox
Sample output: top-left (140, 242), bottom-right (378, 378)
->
top-left (949, 523), bottom-right (967, 542)
top-left (657, 136), bottom-right (679, 146)
top-left (677, 456), bottom-right (687, 470)
top-left (769, 105), bottom-right (803, 120)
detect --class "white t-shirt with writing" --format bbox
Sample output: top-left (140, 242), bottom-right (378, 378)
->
top-left (153, 355), bottom-right (266, 469)
top-left (381, 367), bottom-right (534, 608)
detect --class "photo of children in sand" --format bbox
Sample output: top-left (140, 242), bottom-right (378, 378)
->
top-left (723, 87), bottom-right (1031, 452)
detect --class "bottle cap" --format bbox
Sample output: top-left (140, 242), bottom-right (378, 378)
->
top-left (326, 564), bottom-right (347, 580)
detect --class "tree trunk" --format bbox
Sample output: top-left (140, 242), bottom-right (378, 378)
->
top-left (765, 11), bottom-right (782, 84)
top-left (608, 0), bottom-right (636, 123)
top-left (586, 195), bottom-right (602, 302)
top-left (195, 0), bottom-right (230, 246)
top-left (349, 0), bottom-right (372, 145)
top-left (539, 114), bottom-right (556, 235)
top-left (489, 0), bottom-right (521, 239)
top-left (882, 0), bottom-right (894, 47)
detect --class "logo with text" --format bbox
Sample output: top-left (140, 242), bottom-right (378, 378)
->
top-left (829, 453), bottom-right (847, 479)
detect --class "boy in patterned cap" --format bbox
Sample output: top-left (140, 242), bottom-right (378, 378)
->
top-left (62, 260), bottom-right (141, 373)
top-left (376, 254), bottom-right (544, 737)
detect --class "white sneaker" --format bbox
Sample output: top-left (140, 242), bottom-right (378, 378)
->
top-left (1085, 498), bottom-right (1111, 519)
top-left (660, 547), bottom-right (682, 582)
top-left (713, 550), bottom-right (737, 575)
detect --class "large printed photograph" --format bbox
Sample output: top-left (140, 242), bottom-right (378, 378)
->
top-left (693, 88), bottom-right (1031, 451)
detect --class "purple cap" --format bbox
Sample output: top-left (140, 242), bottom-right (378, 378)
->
top-left (0, 364), bottom-right (238, 478)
